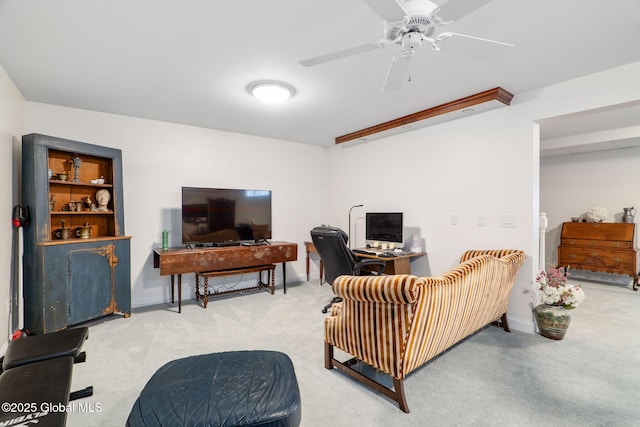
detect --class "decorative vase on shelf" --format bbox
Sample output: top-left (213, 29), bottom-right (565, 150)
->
top-left (622, 207), bottom-right (636, 223)
top-left (534, 304), bottom-right (571, 340)
top-left (72, 155), bottom-right (82, 183)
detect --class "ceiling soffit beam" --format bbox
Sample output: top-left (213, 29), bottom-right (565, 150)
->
top-left (335, 87), bottom-right (514, 145)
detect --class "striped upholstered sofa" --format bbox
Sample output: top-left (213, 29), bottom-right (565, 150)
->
top-left (324, 249), bottom-right (526, 413)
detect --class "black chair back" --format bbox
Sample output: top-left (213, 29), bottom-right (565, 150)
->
top-left (310, 226), bottom-right (357, 285)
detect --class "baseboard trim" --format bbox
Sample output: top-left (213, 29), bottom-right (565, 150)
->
top-left (508, 316), bottom-right (535, 334)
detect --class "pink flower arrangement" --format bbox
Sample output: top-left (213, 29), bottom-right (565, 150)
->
top-left (536, 267), bottom-right (585, 309)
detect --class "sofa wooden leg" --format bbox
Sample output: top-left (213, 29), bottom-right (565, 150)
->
top-left (492, 313), bottom-right (511, 332)
top-left (325, 348), bottom-right (410, 413)
top-left (501, 313), bottom-right (510, 332)
top-left (393, 378), bottom-right (409, 413)
top-left (324, 342), bottom-right (334, 370)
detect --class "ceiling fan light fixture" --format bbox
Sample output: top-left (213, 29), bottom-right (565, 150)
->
top-left (402, 32), bottom-right (424, 51)
top-left (248, 80), bottom-right (295, 104)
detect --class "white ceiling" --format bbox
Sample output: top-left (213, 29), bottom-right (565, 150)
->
top-left (540, 101), bottom-right (640, 157)
top-left (0, 0), bottom-right (639, 147)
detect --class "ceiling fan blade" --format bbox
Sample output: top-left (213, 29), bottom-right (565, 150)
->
top-left (435, 32), bottom-right (514, 62)
top-left (300, 39), bottom-right (389, 67)
top-left (362, 0), bottom-right (408, 22)
top-left (382, 51), bottom-right (413, 92)
top-left (436, 0), bottom-right (492, 22)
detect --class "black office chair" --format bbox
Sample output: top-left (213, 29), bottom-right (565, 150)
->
top-left (310, 225), bottom-right (386, 313)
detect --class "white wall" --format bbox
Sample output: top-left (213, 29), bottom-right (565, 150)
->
top-left (0, 64), bottom-right (26, 344)
top-left (541, 146), bottom-right (640, 284)
top-left (537, 61), bottom-right (640, 282)
top-left (327, 103), bottom-right (539, 331)
top-left (326, 61), bottom-right (640, 332)
top-left (14, 60), bottom-right (640, 334)
top-left (24, 104), bottom-right (329, 307)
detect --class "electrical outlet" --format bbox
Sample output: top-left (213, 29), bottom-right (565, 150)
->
top-left (501, 214), bottom-right (516, 228)
top-left (450, 214), bottom-right (458, 225)
top-left (478, 215), bottom-right (487, 226)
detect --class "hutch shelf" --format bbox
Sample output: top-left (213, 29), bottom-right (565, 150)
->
top-left (22, 133), bottom-right (131, 334)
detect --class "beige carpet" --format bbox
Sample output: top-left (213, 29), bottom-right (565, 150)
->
top-left (66, 277), bottom-right (640, 426)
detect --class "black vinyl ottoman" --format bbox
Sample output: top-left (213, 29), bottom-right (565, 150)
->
top-left (127, 351), bottom-right (301, 427)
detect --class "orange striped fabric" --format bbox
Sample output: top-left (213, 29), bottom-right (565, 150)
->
top-left (324, 250), bottom-right (525, 380)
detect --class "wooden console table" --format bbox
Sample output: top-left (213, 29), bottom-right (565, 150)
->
top-left (153, 241), bottom-right (298, 312)
top-left (558, 222), bottom-right (639, 291)
top-left (196, 264), bottom-right (275, 308)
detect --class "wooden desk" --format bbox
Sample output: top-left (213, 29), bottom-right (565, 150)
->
top-left (153, 241), bottom-right (298, 312)
top-left (355, 250), bottom-right (426, 275)
top-left (304, 241), bottom-right (323, 282)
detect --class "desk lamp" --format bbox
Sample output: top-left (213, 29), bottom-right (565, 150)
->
top-left (348, 204), bottom-right (363, 249)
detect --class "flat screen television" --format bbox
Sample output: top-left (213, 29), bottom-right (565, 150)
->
top-left (182, 187), bottom-right (272, 246)
top-left (365, 212), bottom-right (403, 244)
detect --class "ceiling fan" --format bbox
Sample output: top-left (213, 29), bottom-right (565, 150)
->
top-left (300, 0), bottom-right (514, 92)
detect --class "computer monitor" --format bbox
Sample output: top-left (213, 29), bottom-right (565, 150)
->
top-left (365, 212), bottom-right (403, 245)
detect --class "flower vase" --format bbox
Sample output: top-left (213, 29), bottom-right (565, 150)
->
top-left (534, 304), bottom-right (571, 340)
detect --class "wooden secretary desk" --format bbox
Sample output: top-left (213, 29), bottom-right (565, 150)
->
top-left (557, 222), bottom-right (639, 291)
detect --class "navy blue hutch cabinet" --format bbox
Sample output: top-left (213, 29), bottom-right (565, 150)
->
top-left (22, 134), bottom-right (131, 334)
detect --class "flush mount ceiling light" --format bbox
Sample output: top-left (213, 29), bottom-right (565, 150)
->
top-left (248, 80), bottom-right (295, 104)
